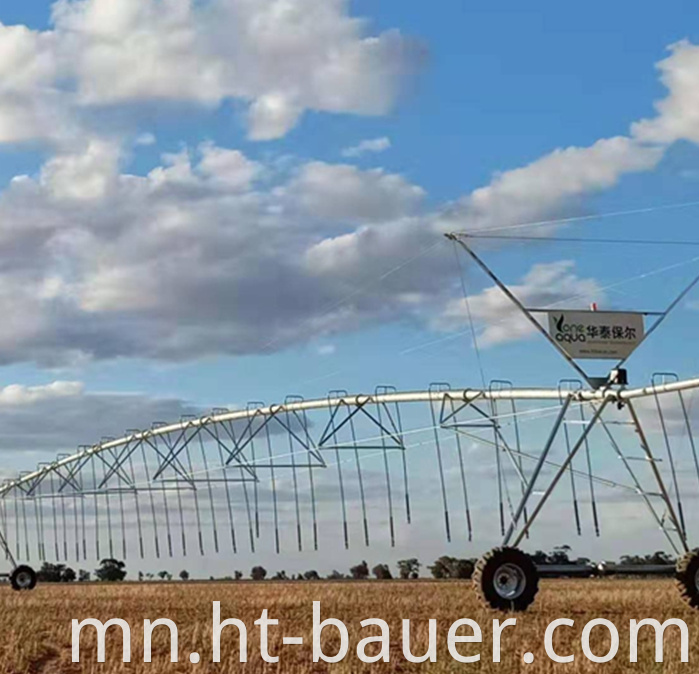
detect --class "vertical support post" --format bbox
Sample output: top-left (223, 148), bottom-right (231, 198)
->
top-left (490, 396), bottom-right (506, 537)
top-left (651, 378), bottom-right (687, 538)
top-left (559, 383), bottom-right (583, 537)
top-left (198, 431), bottom-right (219, 555)
top-left (446, 395), bottom-right (474, 541)
top-left (350, 406), bottom-right (370, 547)
top-left (263, 421), bottom-right (280, 554)
top-left (375, 397), bottom-right (397, 548)
top-left (327, 392), bottom-right (350, 550)
top-left (138, 437), bottom-right (161, 559)
top-left (211, 421), bottom-right (237, 554)
top-left (429, 386), bottom-right (452, 543)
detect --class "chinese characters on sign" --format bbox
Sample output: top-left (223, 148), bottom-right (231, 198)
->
top-left (547, 311), bottom-right (645, 360)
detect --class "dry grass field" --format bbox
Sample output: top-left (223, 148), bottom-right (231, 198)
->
top-left (0, 578), bottom-right (695, 673)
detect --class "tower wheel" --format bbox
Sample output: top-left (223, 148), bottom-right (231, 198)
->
top-left (10, 565), bottom-right (37, 591)
top-left (473, 547), bottom-right (539, 611)
top-left (676, 550), bottom-right (699, 609)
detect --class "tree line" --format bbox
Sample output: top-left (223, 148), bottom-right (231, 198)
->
top-left (30, 547), bottom-right (678, 583)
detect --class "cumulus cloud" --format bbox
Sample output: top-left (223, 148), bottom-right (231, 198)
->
top-left (0, 129), bottom-right (647, 366)
top-left (0, 131), bottom-right (674, 367)
top-left (307, 136), bottom-right (662, 296)
top-left (0, 381), bottom-right (201, 453)
top-left (435, 261), bottom-right (604, 346)
top-left (287, 162), bottom-right (425, 222)
top-left (633, 40), bottom-right (699, 145)
top-left (0, 0), bottom-right (422, 144)
top-left (134, 132), bottom-right (156, 147)
top-left (341, 136), bottom-right (392, 158)
top-left (453, 137), bottom-right (662, 232)
top-left (0, 142), bottom-right (440, 364)
top-left (0, 27), bottom-right (697, 366)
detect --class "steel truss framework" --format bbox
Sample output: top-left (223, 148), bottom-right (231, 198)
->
top-left (0, 375), bottom-right (698, 573)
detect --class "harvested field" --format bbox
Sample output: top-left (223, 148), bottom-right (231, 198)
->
top-left (0, 578), bottom-right (694, 673)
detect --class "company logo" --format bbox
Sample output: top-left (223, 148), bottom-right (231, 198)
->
top-left (553, 314), bottom-right (587, 344)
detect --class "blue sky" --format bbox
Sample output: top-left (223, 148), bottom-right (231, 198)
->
top-left (1, 0), bottom-right (698, 405)
top-left (0, 0), bottom-right (699, 573)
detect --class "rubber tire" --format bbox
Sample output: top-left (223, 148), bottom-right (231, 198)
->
top-left (473, 547), bottom-right (539, 612)
top-left (10, 565), bottom-right (37, 591)
top-left (676, 550), bottom-right (699, 609)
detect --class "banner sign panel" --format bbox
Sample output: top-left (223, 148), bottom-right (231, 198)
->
top-left (547, 311), bottom-right (645, 360)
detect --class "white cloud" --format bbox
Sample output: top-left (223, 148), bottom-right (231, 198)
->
top-left (0, 31), bottom-right (695, 366)
top-left (436, 261), bottom-right (604, 346)
top-left (39, 138), bottom-right (120, 201)
top-left (341, 136), bottom-right (391, 158)
top-left (633, 40), bottom-right (699, 145)
top-left (0, 381), bottom-right (201, 452)
top-left (0, 142), bottom-right (442, 364)
top-left (135, 132), bottom-right (156, 147)
top-left (443, 136), bottom-right (663, 235)
top-left (197, 142), bottom-right (263, 191)
top-left (0, 0), bottom-right (422, 144)
top-left (0, 381), bottom-right (84, 406)
top-left (247, 94), bottom-right (304, 141)
top-left (288, 162), bottom-right (425, 222)
top-left (0, 126), bottom-right (664, 367)
top-left (304, 137), bottom-right (662, 300)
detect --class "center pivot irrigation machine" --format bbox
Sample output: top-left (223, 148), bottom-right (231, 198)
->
top-left (1, 232), bottom-right (699, 613)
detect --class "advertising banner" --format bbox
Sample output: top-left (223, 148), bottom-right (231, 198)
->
top-left (547, 311), bottom-right (645, 360)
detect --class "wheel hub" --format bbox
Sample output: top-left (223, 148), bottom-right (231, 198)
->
top-left (494, 563), bottom-right (526, 600)
top-left (14, 571), bottom-right (32, 589)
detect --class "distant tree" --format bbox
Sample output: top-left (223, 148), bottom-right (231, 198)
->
top-left (304, 570), bottom-right (320, 581)
top-left (146, 573), bottom-right (155, 581)
top-left (428, 557), bottom-right (449, 579)
top-left (530, 546), bottom-right (577, 566)
top-left (251, 566), bottom-right (267, 581)
top-left (94, 559), bottom-right (127, 582)
top-left (350, 560), bottom-right (369, 580)
top-left (272, 571), bottom-right (288, 580)
top-left (451, 559), bottom-right (475, 579)
top-left (38, 562), bottom-right (77, 583)
top-left (327, 570), bottom-right (346, 580)
top-left (620, 551), bottom-right (675, 566)
top-left (428, 556), bottom-right (474, 579)
top-left (179, 570), bottom-right (190, 581)
top-left (37, 563), bottom-right (65, 583)
top-left (294, 574), bottom-right (304, 581)
top-left (138, 571), bottom-right (144, 582)
top-left (646, 551), bottom-right (675, 565)
top-left (372, 564), bottom-right (392, 580)
top-left (78, 569), bottom-right (91, 583)
top-left (397, 558), bottom-right (421, 580)
top-left (530, 550), bottom-right (550, 565)
top-left (158, 571), bottom-right (169, 581)
top-left (549, 545), bottom-right (572, 565)
top-left (234, 571), bottom-right (243, 581)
